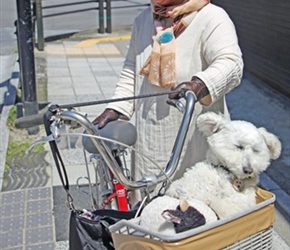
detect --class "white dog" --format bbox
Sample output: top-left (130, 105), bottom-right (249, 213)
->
top-left (140, 112), bottom-right (281, 233)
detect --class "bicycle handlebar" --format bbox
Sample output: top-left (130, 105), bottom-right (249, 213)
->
top-left (51, 91), bottom-right (196, 190)
top-left (29, 91), bottom-right (195, 191)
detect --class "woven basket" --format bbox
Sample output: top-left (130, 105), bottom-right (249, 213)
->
top-left (110, 188), bottom-right (275, 250)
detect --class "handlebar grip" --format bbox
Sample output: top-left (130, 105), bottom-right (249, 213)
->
top-left (14, 113), bottom-right (44, 129)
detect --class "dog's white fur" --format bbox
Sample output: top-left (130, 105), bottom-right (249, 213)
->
top-left (140, 112), bottom-right (281, 232)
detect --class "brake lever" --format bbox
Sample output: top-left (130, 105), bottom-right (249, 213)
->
top-left (175, 98), bottom-right (186, 113)
top-left (167, 98), bottom-right (186, 113)
top-left (25, 134), bottom-right (55, 154)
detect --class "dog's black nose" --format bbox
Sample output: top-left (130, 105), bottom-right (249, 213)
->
top-left (243, 166), bottom-right (253, 175)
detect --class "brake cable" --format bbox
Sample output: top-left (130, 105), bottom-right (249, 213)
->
top-left (56, 89), bottom-right (185, 109)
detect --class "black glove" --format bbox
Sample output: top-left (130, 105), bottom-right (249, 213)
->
top-left (167, 76), bottom-right (209, 104)
top-left (92, 109), bottom-right (121, 129)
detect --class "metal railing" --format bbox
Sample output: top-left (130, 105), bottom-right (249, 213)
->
top-left (32, 0), bottom-right (150, 51)
top-left (104, 0), bottom-right (150, 33)
top-left (15, 0), bottom-right (149, 135)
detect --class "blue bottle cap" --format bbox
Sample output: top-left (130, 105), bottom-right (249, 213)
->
top-left (158, 31), bottom-right (174, 44)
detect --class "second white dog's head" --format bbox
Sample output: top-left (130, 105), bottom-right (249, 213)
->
top-left (197, 112), bottom-right (282, 180)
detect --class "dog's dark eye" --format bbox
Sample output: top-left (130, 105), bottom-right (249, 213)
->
top-left (236, 145), bottom-right (244, 150)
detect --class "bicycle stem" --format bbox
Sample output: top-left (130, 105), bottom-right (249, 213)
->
top-left (55, 91), bottom-right (196, 190)
top-left (157, 91), bottom-right (196, 182)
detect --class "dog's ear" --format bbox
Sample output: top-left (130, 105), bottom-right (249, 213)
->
top-left (258, 127), bottom-right (282, 160)
top-left (197, 112), bottom-right (227, 137)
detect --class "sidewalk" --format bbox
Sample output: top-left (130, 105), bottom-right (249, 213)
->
top-left (0, 30), bottom-right (290, 249)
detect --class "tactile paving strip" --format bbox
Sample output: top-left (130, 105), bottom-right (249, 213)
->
top-left (0, 187), bottom-right (55, 249)
top-left (2, 152), bottom-right (50, 191)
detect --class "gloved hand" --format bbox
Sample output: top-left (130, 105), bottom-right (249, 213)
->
top-left (167, 76), bottom-right (209, 104)
top-left (92, 109), bottom-right (120, 129)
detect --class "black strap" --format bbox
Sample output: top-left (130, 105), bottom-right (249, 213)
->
top-left (43, 111), bottom-right (70, 192)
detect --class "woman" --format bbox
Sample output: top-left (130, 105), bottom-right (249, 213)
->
top-left (93, 0), bottom-right (243, 198)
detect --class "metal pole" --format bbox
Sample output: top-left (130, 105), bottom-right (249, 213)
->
top-left (98, 0), bottom-right (105, 33)
top-left (16, 0), bottom-right (39, 134)
top-left (105, 0), bottom-right (112, 33)
top-left (35, 0), bottom-right (44, 51)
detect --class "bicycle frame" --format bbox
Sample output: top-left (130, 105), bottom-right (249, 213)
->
top-left (91, 152), bottom-right (130, 211)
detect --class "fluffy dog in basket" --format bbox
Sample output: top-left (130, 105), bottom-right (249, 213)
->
top-left (140, 112), bottom-right (281, 234)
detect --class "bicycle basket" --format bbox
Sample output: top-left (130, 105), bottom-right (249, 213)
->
top-left (110, 188), bottom-right (275, 250)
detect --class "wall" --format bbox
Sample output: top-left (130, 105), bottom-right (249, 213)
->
top-left (211, 0), bottom-right (290, 96)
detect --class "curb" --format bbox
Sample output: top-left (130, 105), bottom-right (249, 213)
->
top-left (0, 58), bottom-right (19, 190)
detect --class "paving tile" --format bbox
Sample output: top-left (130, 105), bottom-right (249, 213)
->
top-left (47, 68), bottom-right (70, 77)
top-left (1, 190), bottom-right (25, 204)
top-left (94, 76), bottom-right (118, 84)
top-left (86, 57), bottom-right (108, 66)
top-left (76, 94), bottom-right (105, 103)
top-left (47, 77), bottom-right (73, 86)
top-left (93, 69), bottom-right (116, 77)
top-left (48, 86), bottom-right (75, 96)
top-left (0, 216), bottom-right (25, 233)
top-left (46, 60), bottom-right (68, 67)
top-left (64, 47), bottom-right (84, 55)
top-left (83, 47), bottom-right (103, 55)
top-left (0, 202), bottom-right (25, 218)
top-left (90, 66), bottom-right (112, 73)
top-left (112, 66), bottom-right (122, 75)
top-left (26, 212), bottom-right (53, 228)
top-left (70, 69), bottom-right (94, 77)
top-left (71, 76), bottom-right (98, 86)
top-left (67, 58), bottom-right (88, 64)
top-left (48, 96), bottom-right (79, 104)
top-left (73, 86), bottom-right (99, 95)
top-left (45, 55), bottom-right (67, 62)
top-left (107, 57), bottom-right (124, 64)
top-left (45, 48), bottom-right (66, 55)
top-left (98, 44), bottom-right (120, 55)
top-left (0, 230), bottom-right (23, 249)
top-left (26, 199), bottom-right (51, 214)
top-left (45, 45), bottom-right (66, 55)
top-left (4, 247), bottom-right (23, 250)
top-left (63, 41), bottom-right (79, 47)
top-left (25, 226), bottom-right (54, 245)
top-left (27, 187), bottom-right (51, 201)
top-left (26, 242), bottom-right (55, 250)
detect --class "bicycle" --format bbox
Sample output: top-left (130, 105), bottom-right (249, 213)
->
top-left (15, 91), bottom-right (276, 250)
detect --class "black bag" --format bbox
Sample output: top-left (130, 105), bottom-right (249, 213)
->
top-left (44, 117), bottom-right (139, 250)
top-left (69, 209), bottom-right (138, 250)
top-left (69, 211), bottom-right (116, 250)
